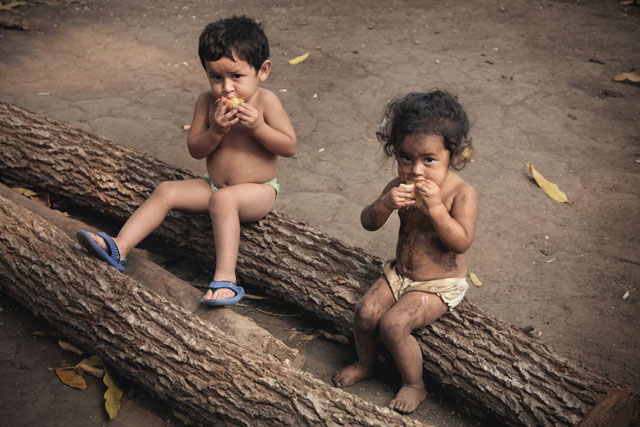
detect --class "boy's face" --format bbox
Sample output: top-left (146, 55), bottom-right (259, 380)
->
top-left (396, 134), bottom-right (451, 186)
top-left (204, 53), bottom-right (271, 101)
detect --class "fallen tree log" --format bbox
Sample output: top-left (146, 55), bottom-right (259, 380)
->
top-left (0, 183), bottom-right (302, 368)
top-left (0, 102), bottom-right (634, 426)
top-left (0, 195), bottom-right (428, 427)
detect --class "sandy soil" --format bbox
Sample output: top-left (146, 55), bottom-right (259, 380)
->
top-left (1, 0), bottom-right (638, 425)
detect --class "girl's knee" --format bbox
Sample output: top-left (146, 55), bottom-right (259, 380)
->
top-left (208, 188), bottom-right (237, 214)
top-left (379, 313), bottom-right (410, 346)
top-left (151, 181), bottom-right (179, 206)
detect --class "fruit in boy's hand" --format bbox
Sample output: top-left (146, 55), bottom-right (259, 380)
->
top-left (226, 97), bottom-right (244, 108)
top-left (399, 181), bottom-right (423, 207)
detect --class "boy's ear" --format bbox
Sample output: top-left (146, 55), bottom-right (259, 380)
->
top-left (257, 60), bottom-right (272, 82)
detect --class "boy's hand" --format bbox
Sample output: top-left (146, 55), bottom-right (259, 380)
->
top-left (210, 98), bottom-right (239, 133)
top-left (234, 102), bottom-right (262, 130)
top-left (383, 185), bottom-right (416, 210)
top-left (415, 179), bottom-right (443, 210)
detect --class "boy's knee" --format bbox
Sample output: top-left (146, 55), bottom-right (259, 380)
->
top-left (354, 300), bottom-right (380, 333)
top-left (379, 314), bottom-right (409, 346)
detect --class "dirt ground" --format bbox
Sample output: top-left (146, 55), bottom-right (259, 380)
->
top-left (1, 0), bottom-right (639, 425)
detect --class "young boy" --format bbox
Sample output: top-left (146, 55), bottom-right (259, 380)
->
top-left (77, 16), bottom-right (296, 305)
top-left (333, 90), bottom-right (478, 414)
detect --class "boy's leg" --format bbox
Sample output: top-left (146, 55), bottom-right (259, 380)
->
top-left (333, 276), bottom-right (396, 388)
top-left (202, 183), bottom-right (276, 302)
top-left (379, 291), bottom-right (447, 414)
top-left (83, 179), bottom-right (212, 260)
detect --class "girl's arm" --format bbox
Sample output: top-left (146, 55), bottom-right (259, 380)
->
top-left (235, 90), bottom-right (296, 157)
top-left (361, 177), bottom-right (414, 231)
top-left (187, 92), bottom-right (237, 159)
top-left (425, 183), bottom-right (478, 253)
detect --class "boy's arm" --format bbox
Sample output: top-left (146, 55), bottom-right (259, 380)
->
top-left (424, 183), bottom-right (478, 254)
top-left (361, 177), bottom-right (414, 231)
top-left (235, 91), bottom-right (296, 157)
top-left (187, 92), bottom-right (237, 159)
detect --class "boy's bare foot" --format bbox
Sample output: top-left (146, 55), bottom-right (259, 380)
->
top-left (389, 383), bottom-right (428, 414)
top-left (332, 362), bottom-right (371, 388)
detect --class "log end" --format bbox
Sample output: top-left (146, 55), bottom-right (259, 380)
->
top-left (578, 387), bottom-right (635, 427)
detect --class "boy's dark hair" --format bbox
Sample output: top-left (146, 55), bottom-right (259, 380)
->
top-left (377, 90), bottom-right (472, 170)
top-left (198, 16), bottom-right (269, 72)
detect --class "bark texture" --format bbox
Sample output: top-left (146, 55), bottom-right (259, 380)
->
top-left (0, 195), bottom-right (427, 427)
top-left (0, 102), bottom-right (634, 426)
top-left (0, 183), bottom-right (302, 368)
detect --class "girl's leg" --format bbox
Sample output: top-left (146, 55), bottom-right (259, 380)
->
top-left (85, 179), bottom-right (212, 259)
top-left (333, 276), bottom-right (396, 388)
top-left (379, 291), bottom-right (447, 414)
top-left (202, 183), bottom-right (276, 301)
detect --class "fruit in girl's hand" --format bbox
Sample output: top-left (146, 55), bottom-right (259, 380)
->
top-left (399, 181), bottom-right (423, 207)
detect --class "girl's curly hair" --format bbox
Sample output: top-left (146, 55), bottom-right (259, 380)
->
top-left (376, 90), bottom-right (472, 170)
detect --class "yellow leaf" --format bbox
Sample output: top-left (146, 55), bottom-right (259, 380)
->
top-left (288, 52), bottom-right (310, 65)
top-left (469, 272), bottom-right (483, 287)
top-left (527, 163), bottom-right (568, 203)
top-left (55, 368), bottom-right (87, 390)
top-left (103, 368), bottom-right (123, 420)
top-left (613, 71), bottom-right (640, 83)
top-left (58, 340), bottom-right (83, 355)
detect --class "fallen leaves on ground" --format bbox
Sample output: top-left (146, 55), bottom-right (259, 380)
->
top-left (469, 272), bottom-right (483, 287)
top-left (613, 71), bottom-right (640, 83)
top-left (527, 163), bottom-right (568, 203)
top-left (58, 340), bottom-right (83, 355)
top-left (103, 368), bottom-right (123, 420)
top-left (0, 1), bottom-right (27, 11)
top-left (55, 368), bottom-right (88, 390)
top-left (288, 52), bottom-right (309, 65)
top-left (75, 355), bottom-right (104, 378)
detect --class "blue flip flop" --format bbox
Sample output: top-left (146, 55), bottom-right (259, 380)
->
top-left (76, 230), bottom-right (127, 272)
top-left (200, 281), bottom-right (245, 306)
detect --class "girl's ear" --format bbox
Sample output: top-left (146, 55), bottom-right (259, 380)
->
top-left (258, 60), bottom-right (272, 82)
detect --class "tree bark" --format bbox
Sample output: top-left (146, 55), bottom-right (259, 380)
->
top-left (0, 102), bottom-right (634, 426)
top-left (0, 195), bottom-right (428, 427)
top-left (0, 183), bottom-right (303, 368)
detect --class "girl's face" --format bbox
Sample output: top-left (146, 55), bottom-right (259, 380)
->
top-left (396, 133), bottom-right (451, 186)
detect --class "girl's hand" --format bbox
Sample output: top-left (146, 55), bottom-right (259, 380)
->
top-left (210, 98), bottom-right (239, 133)
top-left (383, 185), bottom-right (416, 210)
top-left (235, 102), bottom-right (262, 130)
top-left (415, 179), bottom-right (443, 210)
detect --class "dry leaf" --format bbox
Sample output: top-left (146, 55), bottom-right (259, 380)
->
top-left (58, 340), bottom-right (83, 355)
top-left (461, 147), bottom-right (473, 160)
top-left (13, 187), bottom-right (37, 197)
top-left (31, 330), bottom-right (58, 338)
top-left (613, 71), bottom-right (640, 83)
top-left (103, 368), bottom-right (123, 420)
top-left (469, 272), bottom-right (483, 287)
top-left (320, 331), bottom-right (349, 345)
top-left (0, 1), bottom-right (27, 11)
top-left (288, 52), bottom-right (310, 65)
top-left (75, 355), bottom-right (104, 378)
top-left (55, 368), bottom-right (87, 390)
top-left (527, 163), bottom-right (568, 203)
top-left (182, 124), bottom-right (191, 131)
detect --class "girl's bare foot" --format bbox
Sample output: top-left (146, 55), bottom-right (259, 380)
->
top-left (86, 231), bottom-right (109, 251)
top-left (389, 383), bottom-right (428, 414)
top-left (332, 362), bottom-right (371, 388)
